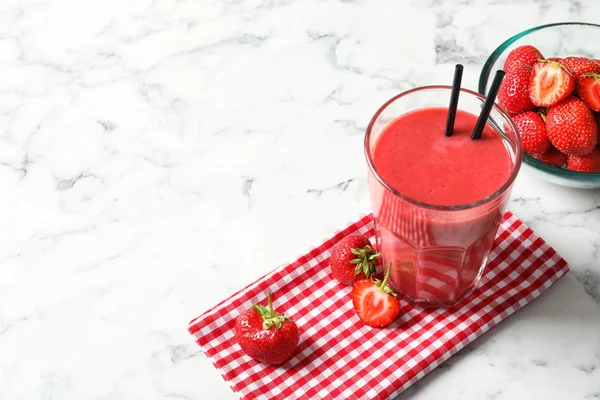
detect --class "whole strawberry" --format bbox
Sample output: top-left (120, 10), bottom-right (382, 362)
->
top-left (546, 96), bottom-right (598, 156)
top-left (561, 57), bottom-right (600, 80)
top-left (504, 45), bottom-right (544, 71)
top-left (235, 292), bottom-right (299, 365)
top-left (497, 62), bottom-right (535, 114)
top-left (352, 263), bottom-right (401, 328)
top-left (577, 74), bottom-right (600, 112)
top-left (330, 234), bottom-right (379, 286)
top-left (512, 111), bottom-right (549, 154)
top-left (530, 147), bottom-right (567, 168)
top-left (567, 148), bottom-right (600, 172)
top-left (529, 60), bottom-right (575, 107)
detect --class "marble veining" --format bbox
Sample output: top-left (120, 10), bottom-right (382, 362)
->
top-left (0, 0), bottom-right (599, 399)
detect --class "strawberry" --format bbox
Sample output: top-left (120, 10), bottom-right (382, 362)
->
top-left (546, 96), bottom-right (598, 156)
top-left (329, 234), bottom-right (379, 286)
top-left (497, 62), bottom-right (535, 114)
top-left (529, 146), bottom-right (567, 168)
top-left (504, 45), bottom-right (544, 71)
top-left (235, 292), bottom-right (299, 365)
top-left (577, 74), bottom-right (600, 112)
top-left (351, 263), bottom-right (401, 328)
top-left (560, 57), bottom-right (600, 80)
top-left (566, 148), bottom-right (600, 172)
top-left (528, 60), bottom-right (575, 107)
top-left (512, 111), bottom-right (550, 154)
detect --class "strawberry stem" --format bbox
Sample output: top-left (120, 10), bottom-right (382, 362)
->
top-left (379, 262), bottom-right (392, 289)
top-left (253, 292), bottom-right (291, 330)
top-left (371, 262), bottom-right (398, 298)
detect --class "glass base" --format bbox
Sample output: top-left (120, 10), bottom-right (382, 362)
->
top-left (400, 265), bottom-right (485, 308)
top-left (375, 219), bottom-right (495, 308)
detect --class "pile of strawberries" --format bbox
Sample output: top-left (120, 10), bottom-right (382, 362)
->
top-left (235, 234), bottom-right (398, 365)
top-left (497, 45), bottom-right (600, 173)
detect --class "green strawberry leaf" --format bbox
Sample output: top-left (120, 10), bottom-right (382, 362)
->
top-left (354, 263), bottom-right (363, 275)
top-left (350, 243), bottom-right (380, 278)
top-left (253, 292), bottom-right (292, 330)
top-left (581, 73), bottom-right (600, 80)
top-left (252, 304), bottom-right (271, 319)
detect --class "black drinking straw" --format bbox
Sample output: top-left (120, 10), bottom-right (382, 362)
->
top-left (471, 70), bottom-right (506, 140)
top-left (444, 64), bottom-right (464, 137)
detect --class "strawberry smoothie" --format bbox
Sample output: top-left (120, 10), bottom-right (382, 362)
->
top-left (373, 108), bottom-right (511, 206)
top-left (365, 90), bottom-right (521, 307)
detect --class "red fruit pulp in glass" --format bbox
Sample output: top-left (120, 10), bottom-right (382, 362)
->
top-left (370, 107), bottom-right (513, 305)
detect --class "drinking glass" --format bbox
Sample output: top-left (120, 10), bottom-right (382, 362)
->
top-left (364, 86), bottom-right (522, 307)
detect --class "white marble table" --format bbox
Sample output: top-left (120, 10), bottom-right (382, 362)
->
top-left (1, 0), bottom-right (599, 399)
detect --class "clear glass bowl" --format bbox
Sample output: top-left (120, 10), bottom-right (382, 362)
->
top-left (479, 22), bottom-right (600, 189)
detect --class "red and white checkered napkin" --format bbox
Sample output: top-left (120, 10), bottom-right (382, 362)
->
top-left (188, 211), bottom-right (568, 400)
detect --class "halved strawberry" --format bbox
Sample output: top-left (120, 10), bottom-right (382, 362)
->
top-left (528, 60), bottom-right (575, 107)
top-left (567, 148), bottom-right (600, 172)
top-left (497, 62), bottom-right (535, 114)
top-left (577, 74), bottom-right (600, 112)
top-left (351, 263), bottom-right (400, 328)
top-left (504, 45), bottom-right (544, 71)
top-left (529, 146), bottom-right (567, 168)
top-left (512, 111), bottom-right (550, 154)
top-left (561, 57), bottom-right (600, 80)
